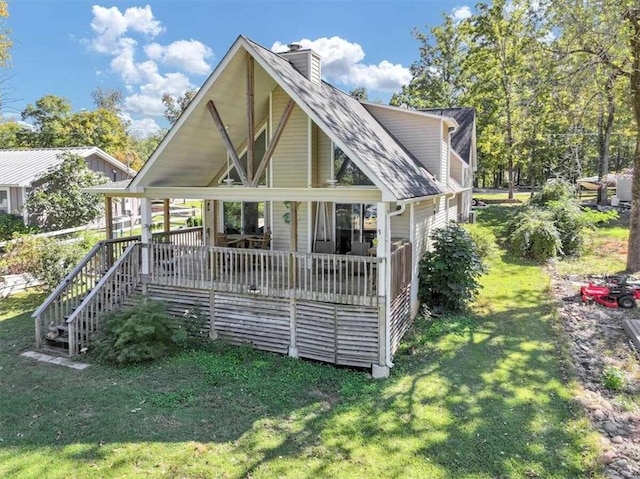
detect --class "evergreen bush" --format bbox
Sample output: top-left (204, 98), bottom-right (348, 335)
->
top-left (419, 223), bottom-right (485, 313)
top-left (94, 299), bottom-right (184, 365)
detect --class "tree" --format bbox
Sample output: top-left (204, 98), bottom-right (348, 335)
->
top-left (66, 108), bottom-right (129, 156)
top-left (349, 87), bottom-right (368, 101)
top-left (24, 153), bottom-right (108, 231)
top-left (162, 89), bottom-right (197, 124)
top-left (91, 87), bottom-right (123, 113)
top-left (0, 1), bottom-right (11, 68)
top-left (626, 8), bottom-right (640, 271)
top-left (20, 95), bottom-right (72, 147)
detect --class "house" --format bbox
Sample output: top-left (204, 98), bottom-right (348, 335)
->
top-left (0, 147), bottom-right (137, 224)
top-left (33, 36), bottom-right (475, 378)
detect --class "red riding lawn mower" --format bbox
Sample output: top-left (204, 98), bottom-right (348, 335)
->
top-left (580, 275), bottom-right (640, 309)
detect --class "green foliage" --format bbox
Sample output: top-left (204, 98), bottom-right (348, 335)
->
top-left (602, 365), bottom-right (625, 391)
top-left (24, 152), bottom-right (108, 231)
top-left (581, 207), bottom-right (619, 225)
top-left (0, 214), bottom-right (37, 241)
top-left (1, 235), bottom-right (83, 290)
top-left (186, 216), bottom-right (203, 227)
top-left (508, 207), bottom-right (562, 260)
top-left (547, 201), bottom-right (588, 256)
top-left (419, 223), bottom-right (485, 313)
top-left (530, 180), bottom-right (575, 207)
top-left (463, 223), bottom-right (498, 260)
top-left (94, 299), bottom-right (184, 365)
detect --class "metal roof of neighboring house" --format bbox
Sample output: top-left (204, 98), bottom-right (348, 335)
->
top-left (245, 38), bottom-right (444, 199)
top-left (0, 147), bottom-right (135, 187)
top-left (422, 107), bottom-right (476, 165)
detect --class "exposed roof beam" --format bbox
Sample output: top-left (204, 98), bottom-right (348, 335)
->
top-left (252, 99), bottom-right (295, 187)
top-left (246, 53), bottom-right (255, 184)
top-left (206, 100), bottom-right (249, 185)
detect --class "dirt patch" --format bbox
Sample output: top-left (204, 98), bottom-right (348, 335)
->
top-left (552, 273), bottom-right (640, 479)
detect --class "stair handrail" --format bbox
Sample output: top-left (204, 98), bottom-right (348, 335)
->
top-left (32, 240), bottom-right (107, 320)
top-left (66, 243), bottom-right (141, 355)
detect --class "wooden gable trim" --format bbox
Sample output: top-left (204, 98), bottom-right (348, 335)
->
top-left (246, 53), bottom-right (255, 184)
top-left (251, 99), bottom-right (295, 187)
top-left (207, 100), bottom-right (249, 186)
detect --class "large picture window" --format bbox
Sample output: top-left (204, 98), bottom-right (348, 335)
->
top-left (335, 203), bottom-right (377, 254)
top-left (221, 129), bottom-right (268, 186)
top-left (223, 201), bottom-right (267, 235)
top-left (333, 146), bottom-right (374, 186)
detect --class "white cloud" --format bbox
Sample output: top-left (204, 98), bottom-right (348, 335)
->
top-left (90, 5), bottom-right (164, 53)
top-left (451, 6), bottom-right (473, 23)
top-left (272, 36), bottom-right (410, 92)
top-left (87, 5), bottom-right (208, 120)
top-left (121, 112), bottom-right (162, 138)
top-left (144, 40), bottom-right (213, 75)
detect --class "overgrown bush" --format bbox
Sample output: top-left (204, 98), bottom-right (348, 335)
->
top-left (0, 235), bottom-right (83, 289)
top-left (508, 207), bottom-right (562, 260)
top-left (0, 214), bottom-right (38, 241)
top-left (419, 223), bottom-right (485, 313)
top-left (530, 179), bottom-right (574, 207)
top-left (547, 201), bottom-right (588, 257)
top-left (186, 216), bottom-right (203, 227)
top-left (463, 223), bottom-right (498, 260)
top-left (94, 299), bottom-right (186, 365)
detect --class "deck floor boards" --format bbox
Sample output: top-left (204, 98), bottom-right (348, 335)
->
top-left (622, 319), bottom-right (640, 351)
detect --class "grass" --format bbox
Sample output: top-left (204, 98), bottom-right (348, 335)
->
top-left (0, 207), bottom-right (600, 478)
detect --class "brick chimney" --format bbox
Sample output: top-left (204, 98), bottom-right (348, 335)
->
top-left (279, 43), bottom-right (321, 85)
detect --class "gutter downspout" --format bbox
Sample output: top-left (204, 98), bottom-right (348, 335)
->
top-left (383, 202), bottom-right (406, 369)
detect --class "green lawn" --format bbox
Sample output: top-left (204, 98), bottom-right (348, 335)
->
top-left (0, 207), bottom-right (600, 479)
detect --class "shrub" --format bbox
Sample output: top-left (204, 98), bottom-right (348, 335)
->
top-left (419, 223), bottom-right (485, 313)
top-left (0, 214), bottom-right (37, 241)
top-left (547, 201), bottom-right (588, 257)
top-left (186, 216), bottom-right (203, 227)
top-left (1, 235), bottom-right (83, 289)
top-left (581, 208), bottom-right (619, 226)
top-left (463, 223), bottom-right (498, 260)
top-left (94, 299), bottom-right (184, 365)
top-left (508, 207), bottom-right (562, 261)
top-left (530, 179), bottom-right (575, 207)
top-left (602, 365), bottom-right (625, 391)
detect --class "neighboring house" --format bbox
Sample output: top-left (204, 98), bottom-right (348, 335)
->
top-left (34, 36), bottom-right (476, 377)
top-left (0, 147), bottom-right (137, 225)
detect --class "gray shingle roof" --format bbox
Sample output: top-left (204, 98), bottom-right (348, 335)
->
top-left (245, 38), bottom-right (444, 200)
top-left (422, 107), bottom-right (475, 165)
top-left (0, 147), bottom-right (133, 187)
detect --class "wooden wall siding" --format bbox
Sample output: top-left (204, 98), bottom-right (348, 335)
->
top-left (86, 154), bottom-right (130, 181)
top-left (391, 209), bottom-right (410, 240)
top-left (9, 187), bottom-right (21, 214)
top-left (125, 284), bottom-right (212, 337)
top-left (389, 285), bottom-right (411, 356)
top-left (441, 130), bottom-right (449, 186)
top-left (214, 293), bottom-right (290, 354)
top-left (365, 106), bottom-right (444, 180)
top-left (317, 130), bottom-right (332, 186)
top-left (296, 301), bottom-right (337, 363)
top-left (271, 88), bottom-right (308, 188)
top-left (296, 300), bottom-right (379, 368)
top-left (336, 305), bottom-right (379, 367)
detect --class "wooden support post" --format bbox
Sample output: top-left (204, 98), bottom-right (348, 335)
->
top-left (288, 297), bottom-right (298, 357)
top-left (105, 196), bottom-right (113, 240)
top-left (141, 198), bottom-right (152, 293)
top-left (206, 100), bottom-right (249, 185)
top-left (246, 53), bottom-right (255, 184)
top-left (290, 201), bottom-right (298, 252)
top-left (209, 290), bottom-right (218, 339)
top-left (163, 199), bottom-right (170, 234)
top-left (373, 201), bottom-right (391, 378)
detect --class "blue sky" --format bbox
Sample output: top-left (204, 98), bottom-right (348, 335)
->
top-left (5, 0), bottom-right (473, 136)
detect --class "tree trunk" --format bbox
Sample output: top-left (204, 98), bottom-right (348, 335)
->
top-left (505, 103), bottom-right (515, 200)
top-left (626, 9), bottom-right (640, 272)
top-left (598, 75), bottom-right (616, 205)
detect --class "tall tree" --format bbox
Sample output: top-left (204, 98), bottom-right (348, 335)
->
top-left (626, 8), bottom-right (640, 271)
top-left (24, 153), bottom-right (108, 231)
top-left (91, 87), bottom-right (123, 113)
top-left (20, 95), bottom-right (72, 147)
top-left (162, 88), bottom-right (197, 124)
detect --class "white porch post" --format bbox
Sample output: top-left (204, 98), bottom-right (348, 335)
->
top-left (141, 198), bottom-right (152, 292)
top-left (373, 201), bottom-right (391, 378)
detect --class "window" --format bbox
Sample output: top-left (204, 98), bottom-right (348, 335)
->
top-left (333, 146), bottom-right (374, 186)
top-left (223, 201), bottom-right (267, 235)
top-left (221, 129), bottom-right (268, 186)
top-left (0, 189), bottom-right (9, 214)
top-left (335, 203), bottom-right (377, 253)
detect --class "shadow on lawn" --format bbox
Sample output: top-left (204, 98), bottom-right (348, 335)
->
top-left (0, 292), bottom-right (595, 478)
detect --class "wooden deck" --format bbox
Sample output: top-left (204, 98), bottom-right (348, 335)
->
top-left (623, 319), bottom-right (640, 351)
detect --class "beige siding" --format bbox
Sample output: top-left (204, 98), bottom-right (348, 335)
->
top-left (441, 128), bottom-right (449, 187)
top-left (391, 209), bottom-right (410, 240)
top-left (411, 201), bottom-right (432, 317)
top-left (364, 105), bottom-right (444, 181)
top-left (317, 130), bottom-right (332, 186)
top-left (271, 87), bottom-right (308, 188)
top-left (309, 53), bottom-right (322, 85)
top-left (432, 196), bottom-right (448, 237)
top-left (310, 123), bottom-right (319, 187)
top-left (447, 197), bottom-right (459, 223)
top-left (450, 154), bottom-right (464, 185)
top-left (271, 201), bottom-right (309, 252)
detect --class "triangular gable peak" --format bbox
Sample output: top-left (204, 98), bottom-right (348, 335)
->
top-left (131, 36), bottom-right (443, 201)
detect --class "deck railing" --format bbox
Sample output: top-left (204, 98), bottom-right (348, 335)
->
top-left (390, 242), bottom-right (412, 299)
top-left (149, 244), bottom-right (383, 306)
top-left (33, 227), bottom-right (203, 349)
top-left (67, 244), bottom-right (141, 355)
